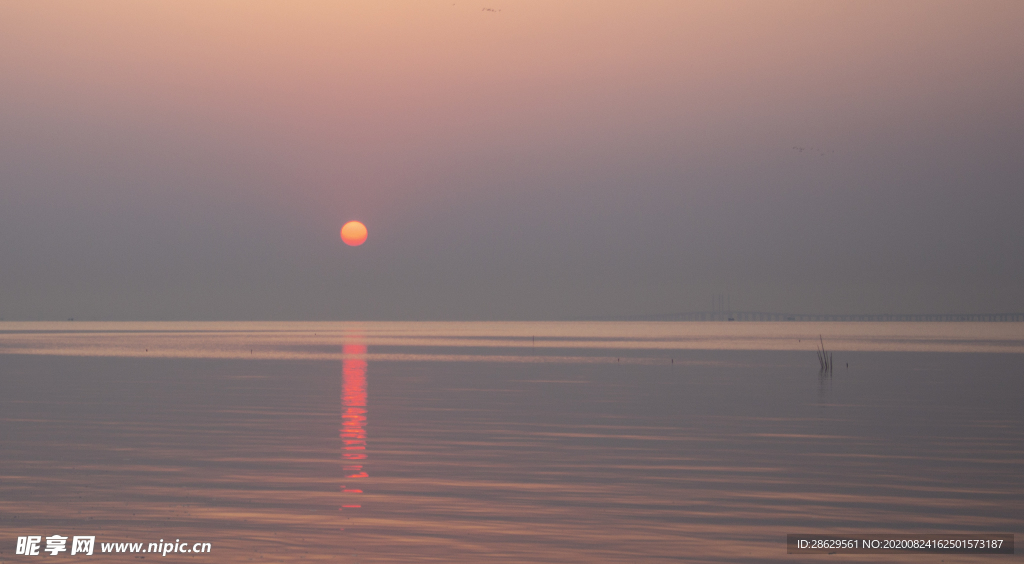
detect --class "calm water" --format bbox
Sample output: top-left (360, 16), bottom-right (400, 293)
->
top-left (1, 322), bottom-right (1022, 562)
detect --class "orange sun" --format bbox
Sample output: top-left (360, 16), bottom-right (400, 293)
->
top-left (341, 221), bottom-right (368, 246)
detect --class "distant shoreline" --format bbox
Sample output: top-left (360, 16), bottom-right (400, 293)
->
top-left (584, 311), bottom-right (1024, 322)
top-left (2, 313), bottom-right (1024, 323)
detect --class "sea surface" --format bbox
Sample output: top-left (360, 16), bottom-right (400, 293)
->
top-left (1, 321), bottom-right (1022, 563)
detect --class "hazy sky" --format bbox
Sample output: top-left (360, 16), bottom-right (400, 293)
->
top-left (2, 1), bottom-right (1022, 320)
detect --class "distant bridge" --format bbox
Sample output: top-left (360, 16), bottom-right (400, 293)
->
top-left (613, 311), bottom-right (1024, 322)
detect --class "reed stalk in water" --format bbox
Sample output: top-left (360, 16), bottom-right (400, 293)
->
top-left (816, 335), bottom-right (833, 373)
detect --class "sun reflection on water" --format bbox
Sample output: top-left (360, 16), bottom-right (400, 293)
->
top-left (340, 343), bottom-right (368, 521)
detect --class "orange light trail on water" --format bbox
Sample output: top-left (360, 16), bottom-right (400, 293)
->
top-left (341, 343), bottom-right (368, 519)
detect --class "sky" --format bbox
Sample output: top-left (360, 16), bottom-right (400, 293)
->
top-left (1, 0), bottom-right (1022, 320)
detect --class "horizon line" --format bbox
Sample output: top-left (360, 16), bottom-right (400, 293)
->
top-left (586, 311), bottom-right (1024, 322)
top-left (1, 312), bottom-right (1023, 323)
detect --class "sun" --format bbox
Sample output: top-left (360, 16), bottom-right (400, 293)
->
top-left (340, 221), bottom-right (368, 246)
